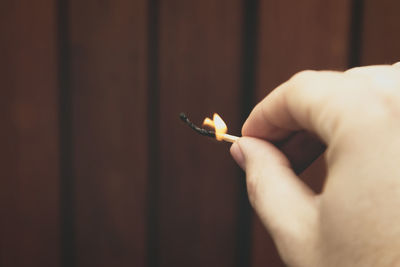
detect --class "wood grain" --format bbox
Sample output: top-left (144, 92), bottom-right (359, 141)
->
top-left (251, 0), bottom-right (351, 266)
top-left (2, 1), bottom-right (398, 266)
top-left (157, 0), bottom-right (245, 266)
top-left (68, 0), bottom-right (149, 266)
top-left (0, 1), bottom-right (60, 266)
top-left (360, 0), bottom-right (400, 65)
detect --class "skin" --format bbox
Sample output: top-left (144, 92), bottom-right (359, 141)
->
top-left (230, 63), bottom-right (400, 267)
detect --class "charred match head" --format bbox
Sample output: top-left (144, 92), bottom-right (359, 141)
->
top-left (179, 112), bottom-right (215, 138)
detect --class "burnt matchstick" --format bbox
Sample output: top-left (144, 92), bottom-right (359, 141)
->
top-left (179, 112), bottom-right (239, 143)
top-left (179, 113), bottom-right (215, 138)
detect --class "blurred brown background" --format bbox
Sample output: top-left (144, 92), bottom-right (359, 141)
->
top-left (1, 0), bottom-right (400, 266)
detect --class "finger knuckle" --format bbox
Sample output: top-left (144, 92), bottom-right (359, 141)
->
top-left (344, 66), bottom-right (364, 74)
top-left (356, 70), bottom-right (400, 120)
top-left (290, 70), bottom-right (317, 84)
top-left (288, 70), bottom-right (320, 96)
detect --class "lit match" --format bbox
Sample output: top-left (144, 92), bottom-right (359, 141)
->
top-left (179, 112), bottom-right (240, 143)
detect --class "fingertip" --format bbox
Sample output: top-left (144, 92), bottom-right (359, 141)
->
top-left (241, 103), bottom-right (262, 136)
top-left (242, 116), bottom-right (293, 141)
top-left (241, 116), bottom-right (258, 137)
top-left (241, 90), bottom-right (300, 141)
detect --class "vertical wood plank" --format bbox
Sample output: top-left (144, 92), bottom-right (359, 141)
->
top-left (360, 0), bottom-right (400, 64)
top-left (157, 0), bottom-right (244, 266)
top-left (0, 1), bottom-right (60, 266)
top-left (251, 1), bottom-right (351, 266)
top-left (68, 0), bottom-right (149, 266)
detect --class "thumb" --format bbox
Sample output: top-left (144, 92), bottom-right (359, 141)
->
top-left (230, 137), bottom-right (319, 261)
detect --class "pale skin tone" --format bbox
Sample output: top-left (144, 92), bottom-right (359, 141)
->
top-left (230, 63), bottom-right (400, 267)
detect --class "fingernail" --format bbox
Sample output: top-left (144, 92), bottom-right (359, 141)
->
top-left (230, 141), bottom-right (245, 170)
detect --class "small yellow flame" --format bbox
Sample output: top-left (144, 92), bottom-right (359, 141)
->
top-left (203, 113), bottom-right (227, 141)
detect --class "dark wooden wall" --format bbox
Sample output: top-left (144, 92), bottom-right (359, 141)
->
top-left (1, 0), bottom-right (399, 267)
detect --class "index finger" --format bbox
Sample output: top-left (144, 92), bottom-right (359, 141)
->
top-left (242, 70), bottom-right (348, 144)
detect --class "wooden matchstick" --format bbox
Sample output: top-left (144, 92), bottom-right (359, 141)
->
top-left (220, 133), bottom-right (240, 143)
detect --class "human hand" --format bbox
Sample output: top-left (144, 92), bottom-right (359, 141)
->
top-left (230, 63), bottom-right (400, 267)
